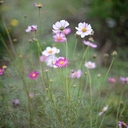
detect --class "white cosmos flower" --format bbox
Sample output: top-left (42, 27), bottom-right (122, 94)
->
top-left (98, 105), bottom-right (108, 116)
top-left (52, 20), bottom-right (69, 34)
top-left (45, 55), bottom-right (58, 68)
top-left (75, 22), bottom-right (93, 38)
top-left (42, 47), bottom-right (60, 56)
top-left (85, 61), bottom-right (96, 69)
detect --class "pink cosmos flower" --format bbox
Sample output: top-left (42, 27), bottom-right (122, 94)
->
top-left (29, 71), bottom-right (39, 80)
top-left (40, 55), bottom-right (47, 62)
top-left (83, 40), bottom-right (97, 48)
top-left (120, 77), bottom-right (128, 84)
top-left (63, 28), bottom-right (71, 35)
top-left (0, 68), bottom-right (4, 75)
top-left (98, 105), bottom-right (108, 116)
top-left (108, 78), bottom-right (116, 83)
top-left (70, 70), bottom-right (82, 78)
top-left (75, 22), bottom-right (93, 38)
top-left (53, 33), bottom-right (67, 42)
top-left (52, 20), bottom-right (69, 34)
top-left (118, 121), bottom-right (128, 128)
top-left (55, 57), bottom-right (68, 67)
top-left (85, 61), bottom-right (96, 69)
top-left (25, 25), bottom-right (37, 32)
top-left (42, 47), bottom-right (60, 56)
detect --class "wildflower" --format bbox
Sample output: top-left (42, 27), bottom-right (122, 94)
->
top-left (108, 77), bottom-right (116, 83)
top-left (118, 121), bottom-right (128, 128)
top-left (98, 105), bottom-right (108, 116)
top-left (120, 77), bottom-right (128, 84)
top-left (34, 3), bottom-right (43, 8)
top-left (85, 61), bottom-right (96, 69)
top-left (75, 22), bottom-right (93, 38)
top-left (63, 28), bottom-right (71, 35)
top-left (53, 33), bottom-right (67, 42)
top-left (12, 99), bottom-right (20, 106)
top-left (10, 19), bottom-right (19, 27)
top-left (42, 47), bottom-right (60, 56)
top-left (29, 71), bottom-right (39, 80)
top-left (25, 25), bottom-right (37, 32)
top-left (112, 51), bottom-right (117, 57)
top-left (0, 68), bottom-right (4, 75)
top-left (40, 55), bottom-right (47, 62)
top-left (70, 70), bottom-right (82, 78)
top-left (55, 57), bottom-right (68, 67)
top-left (83, 40), bottom-right (97, 48)
top-left (45, 55), bottom-right (58, 68)
top-left (52, 20), bottom-right (69, 34)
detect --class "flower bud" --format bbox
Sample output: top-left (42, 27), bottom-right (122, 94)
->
top-left (112, 51), bottom-right (117, 57)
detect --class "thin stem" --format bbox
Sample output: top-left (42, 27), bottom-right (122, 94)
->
top-left (72, 37), bottom-right (78, 59)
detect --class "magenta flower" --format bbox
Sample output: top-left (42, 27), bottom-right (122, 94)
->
top-left (55, 57), bottom-right (68, 67)
top-left (25, 25), bottom-right (37, 32)
top-left (0, 68), bottom-right (4, 75)
top-left (120, 77), bottom-right (128, 84)
top-left (108, 77), bottom-right (116, 83)
top-left (29, 71), bottom-right (39, 80)
top-left (70, 70), bottom-right (82, 79)
top-left (53, 33), bottom-right (67, 42)
top-left (83, 40), bottom-right (97, 48)
top-left (52, 20), bottom-right (69, 34)
top-left (75, 22), bottom-right (93, 38)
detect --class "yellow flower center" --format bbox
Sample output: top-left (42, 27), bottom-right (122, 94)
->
top-left (82, 27), bottom-right (86, 32)
top-left (57, 36), bottom-right (61, 40)
top-left (38, 3), bottom-right (42, 8)
top-left (48, 50), bottom-right (53, 54)
top-left (32, 73), bottom-right (36, 77)
top-left (59, 61), bottom-right (64, 65)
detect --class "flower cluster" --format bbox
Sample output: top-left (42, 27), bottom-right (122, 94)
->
top-left (52, 20), bottom-right (71, 43)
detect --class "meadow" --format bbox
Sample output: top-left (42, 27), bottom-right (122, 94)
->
top-left (0, 0), bottom-right (128, 128)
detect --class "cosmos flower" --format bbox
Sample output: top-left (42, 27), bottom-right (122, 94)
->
top-left (108, 77), bottom-right (116, 83)
top-left (25, 25), bottom-right (37, 32)
top-left (40, 55), bottom-right (47, 62)
top-left (98, 105), bottom-right (108, 116)
top-left (55, 57), bottom-right (68, 67)
top-left (29, 71), bottom-right (39, 80)
top-left (42, 47), bottom-right (60, 56)
top-left (119, 77), bottom-right (128, 84)
top-left (75, 22), bottom-right (93, 38)
top-left (63, 28), bottom-right (71, 35)
top-left (85, 61), bottom-right (96, 69)
top-left (52, 20), bottom-right (69, 34)
top-left (34, 3), bottom-right (43, 8)
top-left (53, 33), bottom-right (67, 42)
top-left (0, 68), bottom-right (4, 75)
top-left (45, 55), bottom-right (58, 68)
top-left (83, 40), bottom-right (97, 48)
top-left (70, 70), bottom-right (82, 79)
top-left (118, 121), bottom-right (128, 128)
